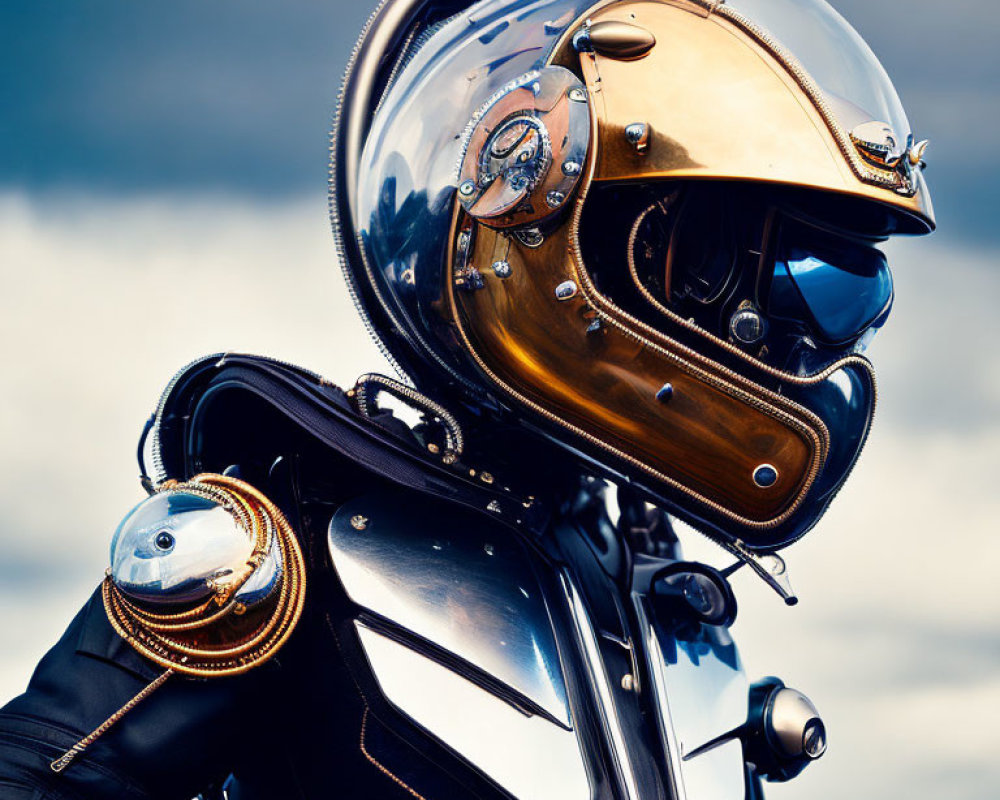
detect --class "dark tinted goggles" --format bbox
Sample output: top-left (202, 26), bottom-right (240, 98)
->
top-left (762, 214), bottom-right (893, 345)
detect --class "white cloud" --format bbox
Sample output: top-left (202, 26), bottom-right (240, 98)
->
top-left (0, 192), bottom-right (996, 796)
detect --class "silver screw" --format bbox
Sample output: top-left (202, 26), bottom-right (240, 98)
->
top-left (350, 514), bottom-right (369, 531)
top-left (555, 280), bottom-right (578, 301)
top-left (624, 122), bottom-right (650, 153)
top-left (491, 260), bottom-right (512, 279)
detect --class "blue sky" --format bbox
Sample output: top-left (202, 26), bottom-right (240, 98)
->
top-left (0, 3), bottom-right (997, 798)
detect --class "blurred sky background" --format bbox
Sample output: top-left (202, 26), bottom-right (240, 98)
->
top-left (0, 1), bottom-right (997, 798)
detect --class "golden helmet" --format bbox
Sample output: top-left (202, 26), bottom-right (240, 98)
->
top-left (331, 0), bottom-right (933, 551)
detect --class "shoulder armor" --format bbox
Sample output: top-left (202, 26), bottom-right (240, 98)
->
top-left (106, 473), bottom-right (305, 677)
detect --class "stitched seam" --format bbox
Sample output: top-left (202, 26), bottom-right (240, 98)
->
top-left (359, 707), bottom-right (428, 800)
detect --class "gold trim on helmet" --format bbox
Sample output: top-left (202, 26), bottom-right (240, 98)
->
top-left (557, 0), bottom-right (933, 233)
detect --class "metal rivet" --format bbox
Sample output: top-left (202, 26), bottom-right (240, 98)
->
top-left (350, 514), bottom-right (369, 531)
top-left (625, 122), bottom-right (650, 153)
top-left (753, 464), bottom-right (779, 488)
top-left (491, 260), bottom-right (512, 279)
top-left (515, 227), bottom-right (544, 248)
top-left (442, 451), bottom-right (458, 465)
top-left (555, 280), bottom-right (578, 300)
top-left (621, 674), bottom-right (636, 692)
top-left (568, 87), bottom-right (588, 103)
top-left (458, 179), bottom-right (476, 197)
top-left (571, 26), bottom-right (593, 53)
top-left (562, 160), bottom-right (582, 176)
top-left (546, 189), bottom-right (567, 207)
top-left (461, 269), bottom-right (484, 291)
top-left (486, 500), bottom-right (502, 514)
top-left (480, 471), bottom-right (495, 484)
top-left (656, 383), bottom-right (673, 403)
top-left (154, 531), bottom-right (175, 550)
top-left (484, 544), bottom-right (495, 556)
top-left (427, 442), bottom-right (440, 454)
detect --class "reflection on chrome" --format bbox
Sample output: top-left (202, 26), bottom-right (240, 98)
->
top-left (636, 598), bottom-right (748, 799)
top-left (110, 491), bottom-right (253, 605)
top-left (355, 622), bottom-right (591, 800)
top-left (561, 573), bottom-right (641, 800)
top-left (327, 489), bottom-right (570, 726)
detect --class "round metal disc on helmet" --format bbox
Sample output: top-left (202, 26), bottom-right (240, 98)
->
top-left (457, 67), bottom-right (591, 229)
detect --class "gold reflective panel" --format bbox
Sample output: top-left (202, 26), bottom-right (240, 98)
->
top-left (449, 206), bottom-right (832, 528)
top-left (563, 0), bottom-right (933, 232)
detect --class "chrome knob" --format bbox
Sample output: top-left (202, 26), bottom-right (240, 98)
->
top-left (744, 678), bottom-right (826, 782)
top-left (729, 305), bottom-right (767, 345)
top-left (768, 688), bottom-right (827, 760)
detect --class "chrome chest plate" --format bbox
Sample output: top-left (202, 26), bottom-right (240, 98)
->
top-left (635, 599), bottom-right (750, 799)
top-left (327, 487), bottom-right (589, 799)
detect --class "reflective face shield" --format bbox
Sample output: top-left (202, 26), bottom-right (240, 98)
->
top-left (765, 215), bottom-right (893, 346)
top-left (631, 184), bottom-right (895, 373)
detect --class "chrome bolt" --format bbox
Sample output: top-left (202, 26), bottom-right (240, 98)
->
top-left (555, 280), bottom-right (578, 301)
top-left (625, 122), bottom-right (650, 153)
top-left (463, 269), bottom-right (485, 291)
top-left (491, 260), bottom-right (512, 279)
top-left (515, 227), bottom-right (544, 248)
top-left (753, 464), bottom-right (779, 488)
top-left (546, 189), bottom-right (567, 207)
top-left (350, 514), bottom-right (369, 531)
top-left (562, 160), bottom-right (582, 176)
top-left (621, 674), bottom-right (636, 692)
top-left (568, 87), bottom-right (588, 103)
top-left (458, 179), bottom-right (476, 197)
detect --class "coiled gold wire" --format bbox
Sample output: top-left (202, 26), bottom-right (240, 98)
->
top-left (102, 473), bottom-right (307, 678)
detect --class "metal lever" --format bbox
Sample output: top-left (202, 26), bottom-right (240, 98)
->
top-left (721, 542), bottom-right (797, 606)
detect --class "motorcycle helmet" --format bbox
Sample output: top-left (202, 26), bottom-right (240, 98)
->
top-left (330, 0), bottom-right (934, 552)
